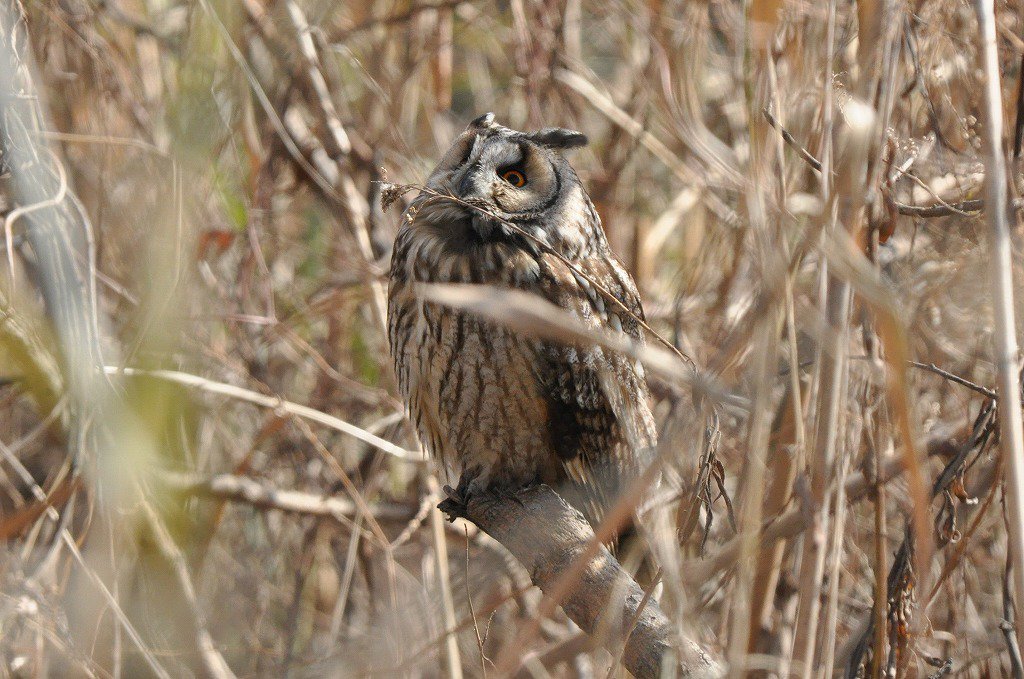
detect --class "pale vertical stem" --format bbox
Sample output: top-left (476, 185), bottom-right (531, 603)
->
top-left (726, 1), bottom-right (785, 670)
top-left (725, 309), bottom-right (783, 677)
top-left (817, 498), bottom-right (847, 678)
top-left (770, 278), bottom-right (807, 678)
top-left (328, 514), bottom-right (364, 642)
top-left (109, 524), bottom-right (123, 679)
top-left (792, 100), bottom-right (874, 679)
top-left (271, 0), bottom-right (388, 332)
top-left (745, 54), bottom-right (806, 655)
top-left (975, 0), bottom-right (1024, 657)
top-left (431, 8), bottom-right (453, 111)
top-left (747, 288), bottom-right (804, 652)
top-left (802, 0), bottom-right (837, 437)
top-left (428, 475), bottom-right (464, 679)
top-left (775, 579), bottom-right (801, 679)
top-left (817, 412), bottom-right (858, 677)
top-left (283, 0), bottom-right (351, 158)
top-left (141, 503), bottom-right (237, 679)
top-left (563, 0), bottom-right (582, 63)
top-left (817, 0), bottom-right (836, 200)
top-left (790, 275), bottom-right (849, 679)
top-left (785, 282), bottom-right (807, 458)
top-left (870, 417), bottom-right (889, 679)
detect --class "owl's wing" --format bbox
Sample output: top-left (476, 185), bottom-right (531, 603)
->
top-left (535, 251), bottom-right (657, 520)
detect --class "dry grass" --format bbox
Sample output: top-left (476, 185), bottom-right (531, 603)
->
top-left (2, 0), bottom-right (1024, 676)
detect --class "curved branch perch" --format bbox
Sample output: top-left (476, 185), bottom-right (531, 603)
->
top-left (439, 485), bottom-right (722, 678)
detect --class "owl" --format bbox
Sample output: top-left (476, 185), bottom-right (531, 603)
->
top-left (387, 113), bottom-right (657, 530)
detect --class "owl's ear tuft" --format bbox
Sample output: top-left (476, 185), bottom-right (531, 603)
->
top-left (528, 127), bottom-right (588, 150)
top-left (468, 112), bottom-right (496, 129)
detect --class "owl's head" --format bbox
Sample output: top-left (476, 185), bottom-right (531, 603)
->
top-left (412, 113), bottom-right (604, 257)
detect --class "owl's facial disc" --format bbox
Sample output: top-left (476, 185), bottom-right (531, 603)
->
top-left (417, 116), bottom-right (587, 244)
top-left (450, 137), bottom-right (561, 238)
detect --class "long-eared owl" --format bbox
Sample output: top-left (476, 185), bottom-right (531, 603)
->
top-left (387, 113), bottom-right (657, 528)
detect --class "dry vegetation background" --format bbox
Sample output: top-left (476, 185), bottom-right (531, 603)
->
top-left (3, 0), bottom-right (1024, 677)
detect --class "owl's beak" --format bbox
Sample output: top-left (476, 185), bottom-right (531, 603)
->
top-left (452, 169), bottom-right (504, 239)
top-left (456, 166), bottom-right (486, 200)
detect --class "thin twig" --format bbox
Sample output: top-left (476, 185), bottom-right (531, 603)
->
top-left (761, 109), bottom-right (1024, 219)
top-left (160, 470), bottom-right (416, 523)
top-left (196, 0), bottom-right (342, 203)
top-left (908, 361), bottom-right (997, 399)
top-left (792, 93), bottom-right (874, 679)
top-left (3, 149), bottom-right (67, 291)
top-left (103, 366), bottom-right (417, 460)
top-left (511, 632), bottom-right (593, 678)
top-left (554, 67), bottom-right (741, 226)
top-left (327, 0), bottom-right (468, 42)
top-left (428, 475), bottom-right (464, 679)
top-left (870, 415), bottom-right (888, 679)
top-left (1014, 51), bottom-right (1024, 159)
top-left (465, 524), bottom-right (490, 677)
top-left (140, 502), bottom-right (236, 679)
top-left (61, 531), bottom-right (174, 679)
top-left (687, 453), bottom-right (910, 583)
top-left (284, 0), bottom-right (350, 157)
top-left (926, 470), bottom-right (999, 604)
top-left (763, 108), bottom-right (822, 172)
top-left (279, 0), bottom-right (388, 329)
top-left (1005, 484), bottom-right (1024, 679)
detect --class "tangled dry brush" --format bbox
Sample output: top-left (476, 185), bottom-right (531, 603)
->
top-left (2, 0), bottom-right (1024, 677)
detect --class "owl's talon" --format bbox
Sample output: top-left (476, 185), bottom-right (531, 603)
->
top-left (438, 485), bottom-right (468, 522)
top-left (438, 472), bottom-right (479, 522)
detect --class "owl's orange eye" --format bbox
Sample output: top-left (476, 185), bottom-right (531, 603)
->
top-left (500, 169), bottom-right (527, 187)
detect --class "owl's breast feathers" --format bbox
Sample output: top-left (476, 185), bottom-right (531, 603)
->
top-left (534, 251), bottom-right (657, 515)
top-left (388, 219), bottom-right (656, 519)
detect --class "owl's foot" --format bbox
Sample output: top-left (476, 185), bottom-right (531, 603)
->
top-left (438, 468), bottom-right (533, 521)
top-left (437, 467), bottom-right (481, 522)
top-left (438, 484), bottom-right (468, 521)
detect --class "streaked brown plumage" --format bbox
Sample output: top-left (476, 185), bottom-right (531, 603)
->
top-left (387, 113), bottom-right (656, 527)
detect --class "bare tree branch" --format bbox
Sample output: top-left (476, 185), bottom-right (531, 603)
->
top-left (439, 485), bottom-right (722, 679)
